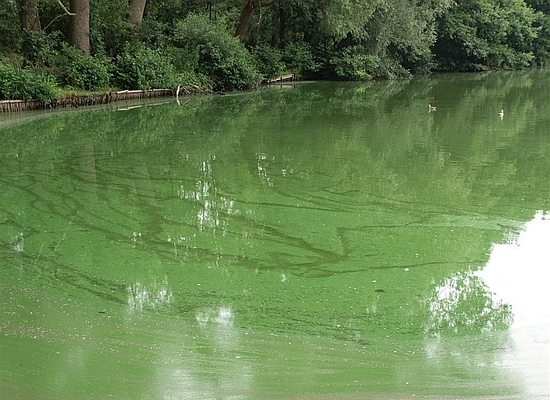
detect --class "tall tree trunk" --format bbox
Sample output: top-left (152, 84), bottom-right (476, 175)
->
top-left (128, 0), bottom-right (147, 25)
top-left (69, 0), bottom-right (90, 55)
top-left (235, 0), bottom-right (257, 41)
top-left (18, 0), bottom-right (41, 31)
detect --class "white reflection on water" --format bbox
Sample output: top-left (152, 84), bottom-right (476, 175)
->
top-left (158, 306), bottom-right (251, 400)
top-left (424, 271), bottom-right (509, 335)
top-left (422, 211), bottom-right (549, 397)
top-left (177, 169), bottom-right (235, 235)
top-left (195, 306), bottom-right (239, 353)
top-left (196, 306), bottom-right (234, 328)
top-left (476, 211), bottom-right (550, 398)
top-left (126, 278), bottom-right (173, 312)
top-left (12, 232), bottom-right (24, 253)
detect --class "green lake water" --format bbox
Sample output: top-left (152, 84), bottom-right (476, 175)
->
top-left (1, 70), bottom-right (549, 399)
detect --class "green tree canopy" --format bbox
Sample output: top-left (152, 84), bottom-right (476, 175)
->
top-left (433, 0), bottom-right (539, 71)
top-left (0, 0), bottom-right (547, 98)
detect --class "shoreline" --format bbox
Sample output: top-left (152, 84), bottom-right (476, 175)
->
top-left (0, 75), bottom-right (297, 113)
top-left (0, 88), bottom-right (175, 113)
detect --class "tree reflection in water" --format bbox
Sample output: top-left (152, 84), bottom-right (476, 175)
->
top-left (423, 211), bottom-right (549, 398)
top-left (425, 271), bottom-right (513, 336)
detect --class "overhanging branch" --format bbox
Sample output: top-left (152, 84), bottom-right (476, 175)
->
top-left (43, 0), bottom-right (75, 31)
top-left (56, 0), bottom-right (75, 16)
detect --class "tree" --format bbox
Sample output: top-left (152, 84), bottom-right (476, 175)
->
top-left (172, 13), bottom-right (260, 90)
top-left (0, 1), bottom-right (19, 53)
top-left (235, 0), bottom-right (259, 41)
top-left (69, 0), bottom-right (90, 55)
top-left (234, 0), bottom-right (381, 43)
top-left (129, 0), bottom-right (147, 25)
top-left (525, 0), bottom-right (550, 65)
top-left (19, 0), bottom-right (41, 31)
top-left (433, 0), bottom-right (538, 71)
top-left (17, 0), bottom-right (41, 59)
top-left (357, 0), bottom-right (451, 77)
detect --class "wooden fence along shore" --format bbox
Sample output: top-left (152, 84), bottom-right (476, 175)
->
top-left (0, 77), bottom-right (296, 113)
top-left (0, 88), bottom-right (174, 113)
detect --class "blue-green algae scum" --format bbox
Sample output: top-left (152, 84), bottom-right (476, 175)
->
top-left (1, 70), bottom-right (549, 399)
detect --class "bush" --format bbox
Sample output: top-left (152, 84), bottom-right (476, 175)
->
top-left (0, 64), bottom-right (16, 98)
top-left (113, 43), bottom-right (177, 89)
top-left (167, 45), bottom-right (200, 73)
top-left (172, 13), bottom-right (260, 91)
top-left (253, 44), bottom-right (286, 81)
top-left (0, 63), bottom-right (59, 104)
top-left (136, 20), bottom-right (172, 50)
top-left (19, 32), bottom-right (111, 91)
top-left (282, 42), bottom-right (321, 78)
top-left (20, 30), bottom-right (61, 67)
top-left (175, 70), bottom-right (214, 92)
top-left (54, 45), bottom-right (111, 91)
top-left (165, 46), bottom-right (214, 90)
top-left (329, 45), bottom-right (378, 80)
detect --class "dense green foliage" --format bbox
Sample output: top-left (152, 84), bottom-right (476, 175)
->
top-left (434, 0), bottom-right (539, 71)
top-left (526, 0), bottom-right (550, 63)
top-left (0, 1), bottom-right (18, 56)
top-left (56, 45), bottom-right (111, 90)
top-left (172, 13), bottom-right (259, 91)
top-left (0, 0), bottom-right (548, 100)
top-left (113, 43), bottom-right (176, 90)
top-left (0, 63), bottom-right (58, 103)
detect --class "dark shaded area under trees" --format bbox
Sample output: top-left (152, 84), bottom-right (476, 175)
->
top-left (0, 0), bottom-right (548, 105)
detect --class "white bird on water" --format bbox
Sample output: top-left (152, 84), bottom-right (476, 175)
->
top-left (499, 109), bottom-right (504, 119)
top-left (428, 104), bottom-right (437, 112)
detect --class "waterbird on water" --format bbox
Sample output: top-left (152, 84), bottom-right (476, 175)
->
top-left (499, 109), bottom-right (504, 119)
top-left (428, 104), bottom-right (437, 112)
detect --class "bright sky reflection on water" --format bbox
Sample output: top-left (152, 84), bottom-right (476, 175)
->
top-left (477, 211), bottom-right (550, 399)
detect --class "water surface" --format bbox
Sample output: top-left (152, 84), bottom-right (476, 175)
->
top-left (1, 70), bottom-right (549, 399)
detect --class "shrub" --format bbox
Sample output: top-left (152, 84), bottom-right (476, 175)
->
top-left (253, 44), bottom-right (286, 81)
top-left (20, 30), bottom-right (61, 67)
top-left (0, 64), bottom-right (15, 98)
top-left (0, 63), bottom-right (58, 104)
top-left (113, 43), bottom-right (177, 89)
top-left (165, 46), bottom-right (214, 90)
top-left (282, 42), bottom-right (321, 78)
top-left (172, 13), bottom-right (260, 91)
top-left (175, 70), bottom-right (214, 92)
top-left (55, 45), bottom-right (111, 91)
top-left (25, 69), bottom-right (59, 103)
top-left (167, 45), bottom-right (200, 73)
top-left (136, 20), bottom-right (172, 50)
top-left (329, 45), bottom-right (378, 80)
